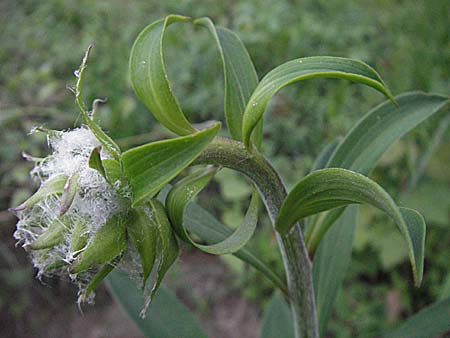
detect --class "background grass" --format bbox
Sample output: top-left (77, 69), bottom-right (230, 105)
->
top-left (0, 0), bottom-right (448, 337)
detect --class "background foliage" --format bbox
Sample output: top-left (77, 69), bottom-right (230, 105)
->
top-left (0, 0), bottom-right (448, 337)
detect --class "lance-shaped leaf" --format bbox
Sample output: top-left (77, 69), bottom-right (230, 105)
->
top-left (10, 174), bottom-right (67, 212)
top-left (59, 172), bottom-right (80, 215)
top-left (327, 92), bottom-right (449, 174)
top-left (260, 292), bottom-right (295, 338)
top-left (166, 167), bottom-right (259, 255)
top-left (311, 93), bottom-right (449, 253)
top-left (122, 123), bottom-right (220, 207)
top-left (311, 92), bottom-right (448, 334)
top-left (242, 56), bottom-right (396, 147)
top-left (382, 297), bottom-right (450, 338)
top-left (29, 217), bottom-right (69, 250)
top-left (71, 213), bottom-right (127, 274)
top-left (129, 15), bottom-right (195, 136)
top-left (75, 46), bottom-right (121, 160)
top-left (88, 146), bottom-right (106, 179)
top-left (276, 168), bottom-right (425, 286)
top-left (128, 207), bottom-right (158, 288)
top-left (107, 270), bottom-right (206, 338)
top-left (194, 17), bottom-right (262, 145)
top-left (313, 206), bottom-right (357, 334)
top-left (142, 198), bottom-right (179, 316)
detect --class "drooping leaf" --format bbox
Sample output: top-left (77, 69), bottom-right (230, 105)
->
top-left (143, 198), bottom-right (179, 315)
top-left (327, 92), bottom-right (449, 174)
top-left (382, 297), bottom-right (450, 338)
top-left (166, 167), bottom-right (259, 255)
top-left (194, 17), bottom-right (262, 144)
top-left (312, 206), bottom-right (357, 335)
top-left (10, 174), bottom-right (67, 212)
top-left (242, 56), bottom-right (396, 147)
top-left (260, 292), bottom-right (294, 338)
top-left (159, 181), bottom-right (285, 294)
top-left (88, 146), bottom-right (106, 179)
top-left (71, 213), bottom-right (127, 274)
top-left (277, 168), bottom-right (425, 286)
top-left (312, 92), bottom-right (449, 335)
top-left (129, 15), bottom-right (196, 136)
top-left (127, 206), bottom-right (158, 288)
top-left (107, 269), bottom-right (206, 338)
top-left (122, 123), bottom-right (220, 207)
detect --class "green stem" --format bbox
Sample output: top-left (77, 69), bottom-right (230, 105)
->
top-left (194, 137), bottom-right (319, 338)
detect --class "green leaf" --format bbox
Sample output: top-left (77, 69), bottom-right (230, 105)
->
top-left (277, 168), bottom-right (425, 286)
top-left (260, 292), bottom-right (294, 338)
top-left (194, 17), bottom-right (260, 143)
top-left (10, 174), bottom-right (67, 212)
top-left (383, 297), bottom-right (450, 338)
top-left (71, 213), bottom-right (127, 274)
top-left (75, 46), bottom-right (121, 160)
top-left (312, 92), bottom-right (449, 334)
top-left (143, 198), bottom-right (179, 315)
top-left (107, 269), bottom-right (206, 338)
top-left (327, 92), bottom-right (449, 174)
top-left (311, 139), bottom-right (341, 171)
top-left (129, 15), bottom-right (196, 136)
top-left (166, 168), bottom-right (259, 255)
top-left (128, 207), bottom-right (158, 288)
top-left (88, 146), bottom-right (106, 179)
top-left (313, 206), bottom-right (357, 335)
top-left (122, 123), bottom-right (220, 207)
top-left (83, 262), bottom-right (115, 299)
top-left (184, 202), bottom-right (288, 296)
top-left (242, 56), bottom-right (396, 147)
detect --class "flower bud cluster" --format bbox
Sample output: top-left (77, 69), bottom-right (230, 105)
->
top-left (12, 127), bottom-right (127, 301)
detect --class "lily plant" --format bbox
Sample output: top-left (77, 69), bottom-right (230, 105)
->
top-left (11, 15), bottom-right (449, 338)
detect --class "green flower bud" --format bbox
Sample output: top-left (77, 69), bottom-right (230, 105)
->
top-left (71, 213), bottom-right (127, 274)
top-left (29, 217), bottom-right (68, 250)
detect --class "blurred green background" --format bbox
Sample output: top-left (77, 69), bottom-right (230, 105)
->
top-left (0, 0), bottom-right (448, 337)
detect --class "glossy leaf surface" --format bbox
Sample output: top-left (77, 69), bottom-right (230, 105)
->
top-left (122, 123), bottom-right (220, 207)
top-left (242, 56), bottom-right (396, 147)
